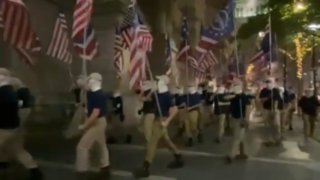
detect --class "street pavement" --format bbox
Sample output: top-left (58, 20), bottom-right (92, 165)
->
top-left (3, 114), bottom-right (320, 180)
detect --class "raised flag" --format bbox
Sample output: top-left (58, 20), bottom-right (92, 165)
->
top-left (120, 0), bottom-right (153, 90)
top-left (47, 12), bottom-right (73, 64)
top-left (195, 0), bottom-right (235, 56)
top-left (72, 0), bottom-right (98, 60)
top-left (165, 34), bottom-right (178, 64)
top-left (176, 16), bottom-right (191, 62)
top-left (0, 0), bottom-right (41, 64)
top-left (113, 26), bottom-right (124, 78)
top-left (249, 29), bottom-right (272, 63)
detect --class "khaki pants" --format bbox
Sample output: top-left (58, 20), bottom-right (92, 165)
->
top-left (217, 114), bottom-right (226, 139)
top-left (199, 105), bottom-right (213, 131)
top-left (145, 120), bottom-right (179, 163)
top-left (142, 113), bottom-right (155, 143)
top-left (76, 118), bottom-right (110, 172)
top-left (185, 110), bottom-right (199, 138)
top-left (229, 119), bottom-right (246, 158)
top-left (178, 109), bottom-right (187, 129)
top-left (263, 110), bottom-right (281, 142)
top-left (0, 129), bottom-right (38, 169)
top-left (287, 103), bottom-right (295, 125)
top-left (302, 113), bottom-right (316, 139)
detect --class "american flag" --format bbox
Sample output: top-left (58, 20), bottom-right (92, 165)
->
top-left (72, 0), bottom-right (98, 60)
top-left (249, 28), bottom-right (272, 63)
top-left (113, 26), bottom-right (124, 78)
top-left (119, 0), bottom-right (153, 90)
top-left (47, 12), bottom-right (73, 64)
top-left (195, 0), bottom-right (235, 58)
top-left (176, 17), bottom-right (191, 61)
top-left (198, 50), bottom-right (218, 71)
top-left (0, 0), bottom-right (41, 65)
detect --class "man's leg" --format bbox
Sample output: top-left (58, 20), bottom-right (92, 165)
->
top-left (162, 128), bottom-right (184, 169)
top-left (134, 121), bottom-right (163, 178)
top-left (144, 114), bottom-right (155, 143)
top-left (216, 114), bottom-right (226, 143)
top-left (96, 118), bottom-right (111, 179)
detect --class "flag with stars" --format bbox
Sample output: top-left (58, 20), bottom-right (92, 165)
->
top-left (196, 0), bottom-right (235, 55)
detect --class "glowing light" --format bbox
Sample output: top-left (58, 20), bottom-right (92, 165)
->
top-left (294, 33), bottom-right (308, 79)
top-left (308, 24), bottom-right (320, 31)
top-left (294, 1), bottom-right (307, 12)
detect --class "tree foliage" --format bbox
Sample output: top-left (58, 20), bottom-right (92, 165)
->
top-left (238, 0), bottom-right (320, 45)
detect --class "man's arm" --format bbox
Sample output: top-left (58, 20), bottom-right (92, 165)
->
top-left (81, 108), bottom-right (100, 131)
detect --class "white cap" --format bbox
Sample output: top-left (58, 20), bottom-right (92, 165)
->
top-left (156, 75), bottom-right (170, 85)
top-left (0, 68), bottom-right (11, 76)
top-left (88, 73), bottom-right (102, 81)
top-left (217, 86), bottom-right (225, 94)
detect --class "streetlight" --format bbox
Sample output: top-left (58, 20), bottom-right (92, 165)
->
top-left (294, 1), bottom-right (307, 12)
top-left (308, 23), bottom-right (320, 94)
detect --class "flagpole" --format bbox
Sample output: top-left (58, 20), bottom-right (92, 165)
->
top-left (81, 26), bottom-right (88, 109)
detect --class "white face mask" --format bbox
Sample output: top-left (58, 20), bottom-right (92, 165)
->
top-left (306, 91), bottom-right (313, 97)
top-left (197, 89), bottom-right (203, 94)
top-left (157, 81), bottom-right (168, 93)
top-left (188, 87), bottom-right (197, 94)
top-left (88, 79), bottom-right (101, 91)
top-left (266, 83), bottom-right (274, 89)
top-left (233, 85), bottom-right (242, 94)
top-left (177, 88), bottom-right (184, 95)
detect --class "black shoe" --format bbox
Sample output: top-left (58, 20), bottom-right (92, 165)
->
top-left (133, 161), bottom-right (150, 178)
top-left (197, 133), bottom-right (203, 143)
top-left (289, 125), bottom-right (293, 131)
top-left (235, 154), bottom-right (248, 160)
top-left (125, 135), bottom-right (132, 144)
top-left (274, 140), bottom-right (283, 147)
top-left (225, 156), bottom-right (233, 164)
top-left (185, 138), bottom-right (193, 147)
top-left (28, 168), bottom-right (43, 180)
top-left (99, 166), bottom-right (111, 180)
top-left (167, 154), bottom-right (184, 169)
top-left (215, 138), bottom-right (221, 144)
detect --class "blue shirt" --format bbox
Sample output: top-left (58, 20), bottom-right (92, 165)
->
top-left (174, 94), bottom-right (186, 108)
top-left (153, 92), bottom-right (175, 118)
top-left (87, 90), bottom-right (107, 118)
top-left (186, 93), bottom-right (201, 107)
top-left (230, 93), bottom-right (251, 119)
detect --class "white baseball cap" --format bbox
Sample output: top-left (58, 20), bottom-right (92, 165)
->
top-left (88, 73), bottom-right (102, 81)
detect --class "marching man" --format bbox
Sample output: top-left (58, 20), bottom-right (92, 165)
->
top-left (134, 75), bottom-right (184, 178)
top-left (0, 68), bottom-right (43, 180)
top-left (226, 82), bottom-right (252, 164)
top-left (75, 73), bottom-right (110, 180)
top-left (259, 78), bottom-right (283, 147)
top-left (213, 85), bottom-right (230, 143)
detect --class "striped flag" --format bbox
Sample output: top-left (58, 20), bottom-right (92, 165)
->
top-left (249, 27), bottom-right (272, 63)
top-left (195, 0), bottom-right (235, 60)
top-left (119, 0), bottom-right (153, 90)
top-left (198, 50), bottom-right (217, 71)
top-left (113, 26), bottom-right (124, 78)
top-left (0, 0), bottom-right (41, 65)
top-left (47, 12), bottom-right (73, 64)
top-left (72, 0), bottom-right (98, 60)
